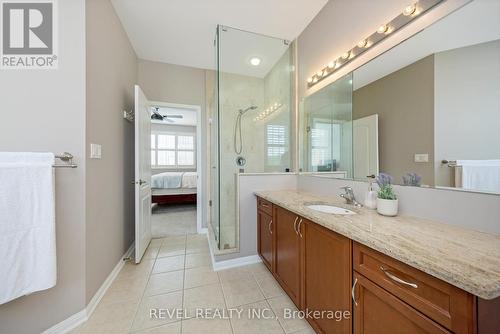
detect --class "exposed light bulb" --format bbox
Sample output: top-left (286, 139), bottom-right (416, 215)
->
top-left (316, 70), bottom-right (324, 77)
top-left (328, 61), bottom-right (336, 69)
top-left (307, 77), bottom-right (313, 83)
top-left (312, 77), bottom-right (318, 83)
top-left (342, 51), bottom-right (351, 60)
top-left (358, 39), bottom-right (368, 48)
top-left (403, 4), bottom-right (417, 16)
top-left (377, 24), bottom-right (389, 34)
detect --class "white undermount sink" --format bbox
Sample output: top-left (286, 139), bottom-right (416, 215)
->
top-left (305, 204), bottom-right (357, 215)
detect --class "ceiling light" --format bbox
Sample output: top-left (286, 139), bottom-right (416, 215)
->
top-left (328, 61), bottom-right (336, 69)
top-left (342, 51), bottom-right (351, 60)
top-left (250, 57), bottom-right (261, 66)
top-left (316, 70), bottom-right (324, 77)
top-left (403, 4), bottom-right (417, 16)
top-left (307, 77), bottom-right (313, 83)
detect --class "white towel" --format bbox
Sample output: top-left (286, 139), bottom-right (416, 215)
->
top-left (0, 152), bottom-right (57, 304)
top-left (457, 160), bottom-right (500, 193)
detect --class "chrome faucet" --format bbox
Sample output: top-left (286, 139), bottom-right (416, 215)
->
top-left (340, 186), bottom-right (363, 208)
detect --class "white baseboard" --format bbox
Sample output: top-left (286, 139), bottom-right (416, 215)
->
top-left (212, 255), bottom-right (262, 271)
top-left (86, 243), bottom-right (134, 317)
top-left (41, 309), bottom-right (87, 334)
top-left (41, 243), bottom-right (134, 334)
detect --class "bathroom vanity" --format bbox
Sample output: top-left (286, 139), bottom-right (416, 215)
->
top-left (256, 191), bottom-right (500, 334)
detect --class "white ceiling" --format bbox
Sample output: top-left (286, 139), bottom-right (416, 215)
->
top-left (217, 26), bottom-right (290, 78)
top-left (151, 106), bottom-right (197, 126)
top-left (353, 0), bottom-right (500, 90)
top-left (111, 0), bottom-right (327, 72)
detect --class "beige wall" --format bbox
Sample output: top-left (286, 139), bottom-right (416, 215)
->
top-left (0, 1), bottom-right (87, 333)
top-left (138, 60), bottom-right (208, 228)
top-left (434, 40), bottom-right (500, 187)
top-left (85, 0), bottom-right (137, 302)
top-left (138, 60), bottom-right (206, 106)
top-left (353, 55), bottom-right (435, 186)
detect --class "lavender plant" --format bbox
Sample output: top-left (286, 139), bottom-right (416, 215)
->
top-left (402, 172), bottom-right (422, 187)
top-left (376, 173), bottom-right (397, 200)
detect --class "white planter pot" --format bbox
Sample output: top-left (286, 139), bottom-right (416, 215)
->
top-left (377, 198), bottom-right (399, 217)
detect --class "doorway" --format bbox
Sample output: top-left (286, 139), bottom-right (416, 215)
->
top-left (148, 101), bottom-right (204, 237)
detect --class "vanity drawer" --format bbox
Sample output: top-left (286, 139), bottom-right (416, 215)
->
top-left (257, 197), bottom-right (273, 215)
top-left (353, 242), bottom-right (475, 334)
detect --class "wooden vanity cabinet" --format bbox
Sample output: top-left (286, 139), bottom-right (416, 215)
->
top-left (302, 220), bottom-right (353, 334)
top-left (256, 198), bottom-right (500, 334)
top-left (257, 198), bottom-right (274, 271)
top-left (274, 205), bottom-right (302, 306)
top-left (353, 272), bottom-right (451, 334)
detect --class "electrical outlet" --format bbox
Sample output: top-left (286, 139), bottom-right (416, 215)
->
top-left (414, 153), bottom-right (429, 163)
top-left (90, 144), bottom-right (102, 159)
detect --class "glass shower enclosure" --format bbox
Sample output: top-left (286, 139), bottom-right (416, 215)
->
top-left (209, 25), bottom-right (293, 251)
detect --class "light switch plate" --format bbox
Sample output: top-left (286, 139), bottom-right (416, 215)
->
top-left (414, 153), bottom-right (429, 163)
top-left (90, 144), bottom-right (102, 159)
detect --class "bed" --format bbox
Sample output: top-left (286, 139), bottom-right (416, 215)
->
top-left (151, 171), bottom-right (197, 205)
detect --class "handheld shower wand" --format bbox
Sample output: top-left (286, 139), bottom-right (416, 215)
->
top-left (234, 106), bottom-right (257, 155)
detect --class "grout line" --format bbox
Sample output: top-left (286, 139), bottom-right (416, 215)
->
top-left (218, 266), bottom-right (236, 334)
top-left (180, 233), bottom-right (187, 333)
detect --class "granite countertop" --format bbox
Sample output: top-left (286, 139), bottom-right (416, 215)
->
top-left (255, 190), bottom-right (500, 300)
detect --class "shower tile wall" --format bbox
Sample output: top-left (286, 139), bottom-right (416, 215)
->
top-left (217, 49), bottom-right (293, 250)
top-left (219, 72), bottom-right (265, 249)
top-left (211, 25), bottom-right (294, 251)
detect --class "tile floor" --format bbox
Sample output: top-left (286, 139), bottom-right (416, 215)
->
top-left (72, 233), bottom-right (315, 334)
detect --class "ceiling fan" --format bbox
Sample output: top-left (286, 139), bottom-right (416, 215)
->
top-left (151, 107), bottom-right (183, 123)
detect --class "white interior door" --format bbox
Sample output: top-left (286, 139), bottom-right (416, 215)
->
top-left (353, 114), bottom-right (379, 179)
top-left (134, 85), bottom-right (152, 263)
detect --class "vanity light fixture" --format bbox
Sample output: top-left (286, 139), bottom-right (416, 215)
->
top-left (357, 39), bottom-right (369, 48)
top-left (306, 0), bottom-right (443, 88)
top-left (403, 4), bottom-right (417, 16)
top-left (377, 24), bottom-right (392, 34)
top-left (254, 102), bottom-right (283, 122)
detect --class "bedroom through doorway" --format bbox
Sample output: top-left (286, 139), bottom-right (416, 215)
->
top-left (149, 102), bottom-right (202, 237)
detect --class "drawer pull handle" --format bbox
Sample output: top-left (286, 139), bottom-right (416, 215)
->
top-left (268, 220), bottom-right (273, 234)
top-left (352, 278), bottom-right (358, 307)
top-left (297, 218), bottom-right (303, 238)
top-left (380, 266), bottom-right (418, 289)
top-left (261, 202), bottom-right (269, 207)
top-left (293, 217), bottom-right (299, 235)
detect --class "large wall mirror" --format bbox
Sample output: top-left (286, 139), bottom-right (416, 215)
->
top-left (300, 0), bottom-right (500, 195)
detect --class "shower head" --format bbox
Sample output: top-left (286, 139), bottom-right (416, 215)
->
top-left (238, 105), bottom-right (258, 115)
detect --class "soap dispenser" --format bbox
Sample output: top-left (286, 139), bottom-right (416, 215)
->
top-left (364, 177), bottom-right (377, 209)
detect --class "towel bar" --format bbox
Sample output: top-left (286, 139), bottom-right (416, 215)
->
top-left (54, 152), bottom-right (77, 168)
top-left (442, 160), bottom-right (459, 167)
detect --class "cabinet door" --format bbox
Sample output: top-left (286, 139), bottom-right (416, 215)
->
top-left (257, 210), bottom-right (273, 271)
top-left (353, 273), bottom-right (451, 334)
top-left (275, 206), bottom-right (301, 306)
top-left (302, 221), bottom-right (352, 334)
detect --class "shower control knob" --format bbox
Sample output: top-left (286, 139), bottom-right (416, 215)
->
top-left (236, 156), bottom-right (246, 167)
